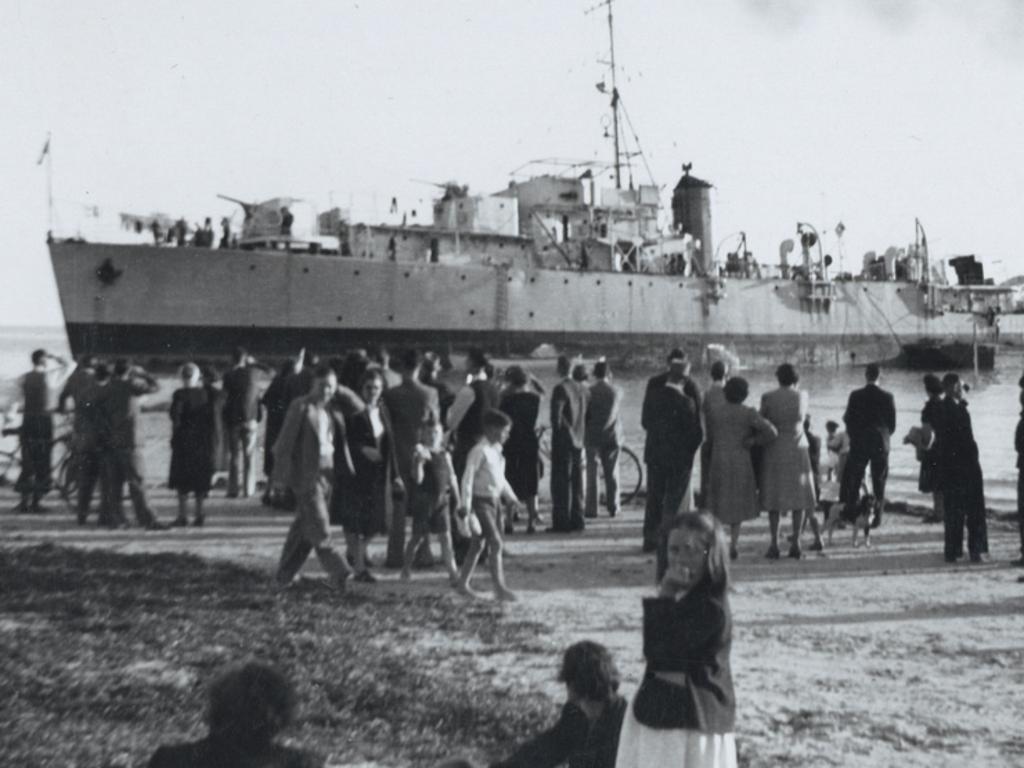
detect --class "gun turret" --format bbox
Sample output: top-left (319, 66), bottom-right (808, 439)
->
top-left (217, 194), bottom-right (258, 221)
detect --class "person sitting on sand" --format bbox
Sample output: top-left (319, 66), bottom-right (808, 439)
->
top-left (148, 661), bottom-right (322, 768)
top-left (401, 418), bottom-right (460, 583)
top-left (455, 408), bottom-right (520, 601)
top-left (490, 640), bottom-right (627, 768)
top-left (615, 512), bottom-right (737, 768)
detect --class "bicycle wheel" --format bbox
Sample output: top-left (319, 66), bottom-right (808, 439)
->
top-left (55, 452), bottom-right (78, 505)
top-left (618, 445), bottom-right (643, 505)
top-left (0, 446), bottom-right (20, 487)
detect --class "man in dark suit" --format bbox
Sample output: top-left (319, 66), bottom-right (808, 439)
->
top-left (641, 348), bottom-right (702, 553)
top-left (74, 364), bottom-right (112, 525)
top-left (550, 356), bottom-right (588, 532)
top-left (936, 373), bottom-right (988, 563)
top-left (221, 347), bottom-right (264, 498)
top-left (840, 362), bottom-right (896, 525)
top-left (97, 359), bottom-right (166, 529)
top-left (382, 349), bottom-right (440, 567)
top-left (585, 359), bottom-right (623, 518)
top-left (644, 357), bottom-right (703, 579)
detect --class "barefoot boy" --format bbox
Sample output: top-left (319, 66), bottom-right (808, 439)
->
top-left (456, 409), bottom-right (520, 601)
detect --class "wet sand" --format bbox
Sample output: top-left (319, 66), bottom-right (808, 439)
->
top-left (2, 486), bottom-right (1022, 767)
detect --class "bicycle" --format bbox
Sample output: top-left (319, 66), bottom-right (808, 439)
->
top-left (536, 425), bottom-right (644, 506)
top-left (0, 416), bottom-right (79, 508)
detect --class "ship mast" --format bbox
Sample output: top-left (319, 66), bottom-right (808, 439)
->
top-left (589, 0), bottom-right (622, 189)
top-left (607, 0), bottom-right (622, 190)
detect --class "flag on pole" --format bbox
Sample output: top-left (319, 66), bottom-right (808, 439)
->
top-left (37, 135), bottom-right (50, 165)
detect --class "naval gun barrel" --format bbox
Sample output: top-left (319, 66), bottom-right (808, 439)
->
top-left (217, 194), bottom-right (257, 220)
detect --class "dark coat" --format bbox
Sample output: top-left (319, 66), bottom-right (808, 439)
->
top-left (221, 365), bottom-right (262, 426)
top-left (344, 407), bottom-right (391, 496)
top-left (919, 397), bottom-right (944, 492)
top-left (169, 387), bottom-right (216, 494)
top-left (148, 736), bottom-right (322, 768)
top-left (934, 398), bottom-right (982, 491)
top-left (97, 375), bottom-right (159, 450)
top-left (642, 371), bottom-right (702, 463)
top-left (642, 381), bottom-right (703, 468)
top-left (843, 383), bottom-right (896, 455)
top-left (261, 372), bottom-right (291, 477)
top-left (490, 696), bottom-right (628, 768)
top-left (1016, 413), bottom-right (1024, 470)
top-left (640, 582), bottom-right (735, 733)
top-left (382, 379), bottom-right (439, 480)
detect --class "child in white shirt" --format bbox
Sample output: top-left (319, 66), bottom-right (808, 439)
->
top-left (456, 409), bottom-right (520, 601)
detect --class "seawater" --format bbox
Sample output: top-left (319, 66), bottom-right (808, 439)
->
top-left (0, 327), bottom-right (1019, 511)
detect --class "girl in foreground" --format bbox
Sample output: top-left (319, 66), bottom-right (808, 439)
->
top-left (615, 511), bottom-right (737, 768)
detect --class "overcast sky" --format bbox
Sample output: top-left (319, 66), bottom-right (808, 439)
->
top-left (3, 0), bottom-right (1023, 326)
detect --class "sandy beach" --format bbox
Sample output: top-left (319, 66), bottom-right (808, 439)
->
top-left (2, 483), bottom-right (1022, 767)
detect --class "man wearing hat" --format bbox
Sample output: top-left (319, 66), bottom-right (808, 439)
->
top-left (640, 348), bottom-right (703, 559)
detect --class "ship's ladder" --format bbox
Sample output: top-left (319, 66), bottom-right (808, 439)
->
top-left (495, 266), bottom-right (510, 331)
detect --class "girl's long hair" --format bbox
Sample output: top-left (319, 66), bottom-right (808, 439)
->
top-left (663, 511), bottom-right (730, 597)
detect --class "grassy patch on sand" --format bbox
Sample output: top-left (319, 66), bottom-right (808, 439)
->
top-left (0, 544), bottom-right (553, 767)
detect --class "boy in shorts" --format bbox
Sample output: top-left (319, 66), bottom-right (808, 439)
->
top-left (401, 419), bottom-right (460, 583)
top-left (456, 409), bottom-right (520, 601)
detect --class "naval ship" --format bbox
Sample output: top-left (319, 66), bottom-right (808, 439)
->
top-left (46, 3), bottom-right (1010, 370)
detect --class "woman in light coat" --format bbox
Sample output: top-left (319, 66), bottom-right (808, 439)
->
top-left (759, 364), bottom-right (824, 559)
top-left (707, 377), bottom-right (778, 560)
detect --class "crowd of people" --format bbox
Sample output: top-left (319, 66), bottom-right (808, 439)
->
top-left (11, 341), bottom-right (1024, 577)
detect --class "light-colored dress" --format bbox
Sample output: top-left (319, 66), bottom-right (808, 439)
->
top-left (759, 386), bottom-right (817, 511)
top-left (708, 403), bottom-right (778, 524)
top-left (616, 700), bottom-right (738, 768)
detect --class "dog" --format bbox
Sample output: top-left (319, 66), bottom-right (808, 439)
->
top-left (822, 494), bottom-right (876, 548)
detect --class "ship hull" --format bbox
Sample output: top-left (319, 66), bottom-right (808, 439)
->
top-left (50, 242), bottom-right (1007, 368)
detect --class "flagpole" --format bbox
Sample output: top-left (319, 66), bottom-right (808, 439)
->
top-left (43, 132), bottom-right (54, 234)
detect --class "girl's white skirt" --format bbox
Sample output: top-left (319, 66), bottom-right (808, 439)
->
top-left (615, 697), bottom-right (737, 768)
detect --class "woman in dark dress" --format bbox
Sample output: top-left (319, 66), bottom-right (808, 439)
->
top-left (500, 365), bottom-right (541, 532)
top-left (169, 363), bottom-right (215, 527)
top-left (336, 368), bottom-right (390, 582)
top-left (261, 359), bottom-right (297, 506)
top-left (201, 365), bottom-right (227, 485)
top-left (919, 374), bottom-right (945, 523)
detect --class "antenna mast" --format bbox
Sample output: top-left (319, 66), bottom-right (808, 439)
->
top-left (607, 0), bottom-right (621, 189)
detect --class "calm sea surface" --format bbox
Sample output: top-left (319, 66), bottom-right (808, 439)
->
top-left (1, 327), bottom-right (1020, 510)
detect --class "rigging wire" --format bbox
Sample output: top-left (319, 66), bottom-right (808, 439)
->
top-left (617, 94), bottom-right (657, 189)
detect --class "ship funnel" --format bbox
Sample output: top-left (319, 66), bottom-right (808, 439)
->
top-left (671, 165), bottom-right (713, 274)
